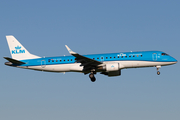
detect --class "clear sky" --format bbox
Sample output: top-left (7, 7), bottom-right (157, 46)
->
top-left (0, 0), bottom-right (180, 120)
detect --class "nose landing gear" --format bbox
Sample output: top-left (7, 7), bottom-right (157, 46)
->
top-left (156, 66), bottom-right (161, 75)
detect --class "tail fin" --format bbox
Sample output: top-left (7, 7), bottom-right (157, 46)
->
top-left (6, 35), bottom-right (41, 60)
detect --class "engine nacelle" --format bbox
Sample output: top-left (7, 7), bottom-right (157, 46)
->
top-left (98, 63), bottom-right (123, 76)
top-left (108, 70), bottom-right (121, 76)
top-left (106, 63), bottom-right (119, 72)
top-left (100, 63), bottom-right (121, 76)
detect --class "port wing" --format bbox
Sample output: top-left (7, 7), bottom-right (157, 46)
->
top-left (65, 45), bottom-right (102, 67)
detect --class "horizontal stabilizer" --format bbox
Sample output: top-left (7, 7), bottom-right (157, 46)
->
top-left (4, 57), bottom-right (26, 65)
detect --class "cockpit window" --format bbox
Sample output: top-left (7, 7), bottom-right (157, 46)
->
top-left (161, 53), bottom-right (169, 56)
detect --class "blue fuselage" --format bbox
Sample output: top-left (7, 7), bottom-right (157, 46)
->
top-left (19, 51), bottom-right (177, 67)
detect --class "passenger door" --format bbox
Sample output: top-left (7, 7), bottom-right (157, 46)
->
top-left (152, 53), bottom-right (157, 61)
top-left (41, 60), bottom-right (46, 68)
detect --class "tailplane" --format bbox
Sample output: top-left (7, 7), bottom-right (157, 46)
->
top-left (4, 57), bottom-right (26, 65)
top-left (6, 35), bottom-right (41, 60)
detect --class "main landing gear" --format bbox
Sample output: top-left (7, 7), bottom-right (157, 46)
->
top-left (89, 70), bottom-right (96, 82)
top-left (156, 65), bottom-right (161, 75)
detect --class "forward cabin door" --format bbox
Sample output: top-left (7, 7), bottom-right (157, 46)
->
top-left (152, 53), bottom-right (157, 61)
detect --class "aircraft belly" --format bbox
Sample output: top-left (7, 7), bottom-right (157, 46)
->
top-left (70, 64), bottom-right (83, 72)
top-left (105, 61), bottom-right (176, 69)
top-left (21, 63), bottom-right (83, 72)
top-left (18, 61), bottom-right (176, 73)
top-left (119, 61), bottom-right (176, 68)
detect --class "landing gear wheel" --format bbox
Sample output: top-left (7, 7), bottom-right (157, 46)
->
top-left (89, 73), bottom-right (96, 82)
top-left (91, 77), bottom-right (96, 82)
top-left (156, 66), bottom-right (161, 75)
top-left (157, 71), bottom-right (160, 75)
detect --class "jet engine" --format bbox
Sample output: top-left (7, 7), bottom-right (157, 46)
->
top-left (98, 63), bottom-right (121, 76)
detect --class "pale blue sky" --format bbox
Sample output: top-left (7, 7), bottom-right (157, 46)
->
top-left (0, 1), bottom-right (180, 120)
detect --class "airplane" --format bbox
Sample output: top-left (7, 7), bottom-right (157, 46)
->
top-left (4, 35), bottom-right (177, 82)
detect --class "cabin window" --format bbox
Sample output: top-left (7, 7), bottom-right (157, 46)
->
top-left (125, 56), bottom-right (127, 58)
top-left (67, 59), bottom-right (69, 61)
top-left (129, 56), bottom-right (131, 57)
top-left (101, 57), bottom-right (103, 59)
top-left (121, 56), bottom-right (123, 58)
top-left (93, 58), bottom-right (95, 60)
top-left (141, 55), bottom-right (143, 57)
top-left (56, 60), bottom-right (58, 62)
top-left (71, 59), bottom-right (72, 61)
top-left (110, 57), bottom-right (112, 59)
top-left (60, 60), bottom-right (62, 62)
top-left (48, 59), bottom-right (50, 62)
top-left (137, 55), bottom-right (139, 57)
top-left (52, 60), bottom-right (54, 62)
top-left (161, 53), bottom-right (168, 56)
top-left (118, 56), bottom-right (119, 58)
top-left (64, 60), bottom-right (65, 61)
top-left (114, 57), bottom-right (116, 58)
top-left (133, 55), bottom-right (135, 57)
top-left (97, 58), bottom-right (99, 59)
top-left (106, 57), bottom-right (108, 59)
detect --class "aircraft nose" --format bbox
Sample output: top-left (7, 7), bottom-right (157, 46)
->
top-left (171, 57), bottom-right (178, 63)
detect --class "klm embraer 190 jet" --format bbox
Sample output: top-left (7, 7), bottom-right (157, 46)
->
top-left (4, 36), bottom-right (177, 82)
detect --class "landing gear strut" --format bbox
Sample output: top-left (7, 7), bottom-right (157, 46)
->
top-left (156, 65), bottom-right (161, 75)
top-left (89, 70), bottom-right (96, 82)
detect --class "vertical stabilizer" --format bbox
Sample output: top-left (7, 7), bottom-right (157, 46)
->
top-left (6, 35), bottom-right (41, 60)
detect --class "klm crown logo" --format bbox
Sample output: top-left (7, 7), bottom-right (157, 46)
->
top-left (15, 46), bottom-right (21, 49)
top-left (119, 53), bottom-right (126, 56)
top-left (12, 45), bottom-right (25, 54)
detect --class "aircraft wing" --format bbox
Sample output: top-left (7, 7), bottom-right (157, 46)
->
top-left (65, 45), bottom-right (102, 68)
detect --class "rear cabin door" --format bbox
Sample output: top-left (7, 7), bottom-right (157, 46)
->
top-left (41, 60), bottom-right (46, 68)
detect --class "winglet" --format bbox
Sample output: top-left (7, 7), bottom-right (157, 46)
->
top-left (65, 45), bottom-right (77, 54)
